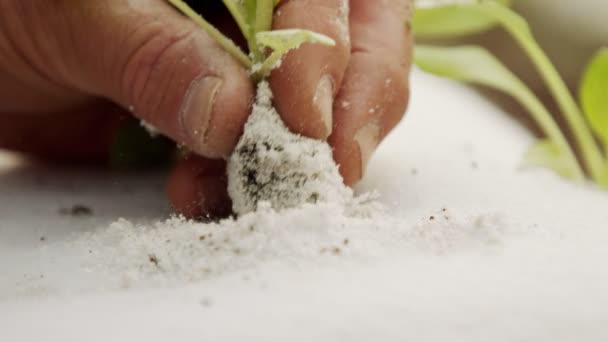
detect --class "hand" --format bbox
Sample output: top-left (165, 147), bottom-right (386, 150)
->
top-left (0, 0), bottom-right (412, 219)
top-left (173, 0), bottom-right (413, 217)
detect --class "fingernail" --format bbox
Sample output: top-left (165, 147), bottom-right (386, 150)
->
top-left (354, 122), bottom-right (382, 179)
top-left (314, 75), bottom-right (334, 138)
top-left (180, 76), bottom-right (223, 151)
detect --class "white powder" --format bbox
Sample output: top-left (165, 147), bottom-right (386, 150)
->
top-left (75, 81), bottom-right (427, 291)
top-left (6, 69), bottom-right (608, 341)
top-left (139, 119), bottom-right (160, 137)
top-left (227, 81), bottom-right (352, 215)
top-left (76, 205), bottom-right (513, 289)
top-left (71, 78), bottom-right (517, 290)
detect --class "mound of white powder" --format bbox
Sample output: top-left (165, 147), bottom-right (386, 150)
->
top-left (76, 204), bottom-right (513, 289)
top-left (6, 69), bottom-right (608, 342)
top-left (70, 78), bottom-right (518, 290)
top-left (227, 81), bottom-right (352, 215)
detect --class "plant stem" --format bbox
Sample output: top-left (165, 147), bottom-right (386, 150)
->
top-left (222, 0), bottom-right (251, 42)
top-left (247, 0), bottom-right (274, 64)
top-left (168, 0), bottom-right (252, 68)
top-left (511, 81), bottom-right (585, 180)
top-left (483, 2), bottom-right (606, 182)
top-left (257, 51), bottom-right (282, 78)
top-left (243, 0), bottom-right (260, 62)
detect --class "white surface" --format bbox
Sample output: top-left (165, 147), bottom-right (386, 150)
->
top-left (2, 69), bottom-right (608, 341)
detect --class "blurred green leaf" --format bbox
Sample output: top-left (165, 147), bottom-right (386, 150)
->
top-left (255, 29), bottom-right (335, 78)
top-left (415, 45), bottom-right (584, 180)
top-left (413, 0), bottom-right (512, 39)
top-left (580, 48), bottom-right (608, 150)
top-left (415, 44), bottom-right (522, 93)
top-left (524, 140), bottom-right (582, 179)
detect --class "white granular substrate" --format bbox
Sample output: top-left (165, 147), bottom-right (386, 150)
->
top-left (77, 203), bottom-right (513, 288)
top-left (6, 68), bottom-right (608, 342)
top-left (227, 81), bottom-right (352, 215)
top-left (73, 79), bottom-right (519, 290)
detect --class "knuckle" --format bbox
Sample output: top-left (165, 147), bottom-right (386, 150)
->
top-left (120, 21), bottom-right (196, 123)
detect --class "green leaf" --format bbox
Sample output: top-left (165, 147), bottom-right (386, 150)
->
top-left (462, 1), bottom-right (606, 183)
top-left (415, 45), bottom-right (584, 180)
top-left (415, 44), bottom-right (524, 93)
top-left (413, 0), bottom-right (512, 38)
top-left (524, 140), bottom-right (582, 179)
top-left (257, 29), bottom-right (335, 51)
top-left (256, 0), bottom-right (274, 33)
top-left (238, 0), bottom-right (275, 63)
top-left (244, 0), bottom-right (258, 38)
top-left (243, 0), bottom-right (257, 19)
top-left (222, 0), bottom-right (250, 41)
top-left (254, 29), bottom-right (335, 79)
top-left (580, 48), bottom-right (608, 151)
top-left (600, 165), bottom-right (608, 187)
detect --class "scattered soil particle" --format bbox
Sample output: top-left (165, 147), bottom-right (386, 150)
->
top-left (59, 205), bottom-right (93, 217)
top-left (39, 236), bottom-right (46, 242)
top-left (320, 246), bottom-right (343, 255)
top-left (430, 216), bottom-right (435, 221)
top-left (343, 238), bottom-right (349, 246)
top-left (200, 298), bottom-right (213, 307)
top-left (148, 254), bottom-right (159, 267)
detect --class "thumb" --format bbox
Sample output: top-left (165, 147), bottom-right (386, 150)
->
top-left (51, 1), bottom-right (254, 158)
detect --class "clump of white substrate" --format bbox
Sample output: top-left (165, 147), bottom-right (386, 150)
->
top-left (67, 79), bottom-right (523, 291)
top-left (67, 78), bottom-right (517, 291)
top-left (227, 81), bottom-right (352, 215)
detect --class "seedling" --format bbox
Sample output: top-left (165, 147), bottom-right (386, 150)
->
top-left (113, 1), bottom-right (334, 170)
top-left (167, 1), bottom-right (350, 214)
top-left (413, 0), bottom-right (608, 187)
top-left (167, 0), bottom-right (335, 81)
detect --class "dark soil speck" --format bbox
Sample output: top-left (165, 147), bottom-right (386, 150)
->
top-left (59, 205), bottom-right (93, 217)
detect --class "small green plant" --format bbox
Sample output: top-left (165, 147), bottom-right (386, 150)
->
top-left (112, 1), bottom-right (333, 168)
top-left (167, 0), bottom-right (335, 81)
top-left (413, 0), bottom-right (608, 187)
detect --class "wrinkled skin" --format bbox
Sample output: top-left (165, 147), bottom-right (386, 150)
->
top-left (0, 0), bottom-right (413, 219)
